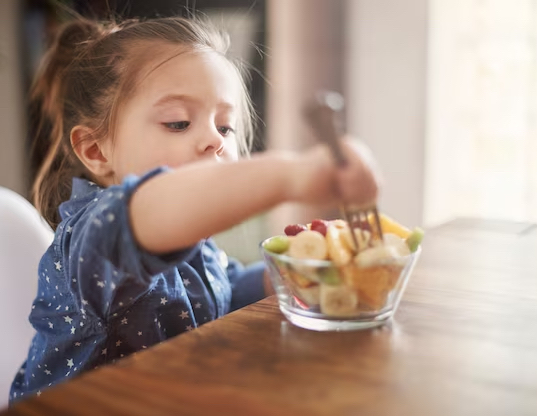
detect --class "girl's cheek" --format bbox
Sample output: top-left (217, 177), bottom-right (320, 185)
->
top-left (224, 140), bottom-right (239, 161)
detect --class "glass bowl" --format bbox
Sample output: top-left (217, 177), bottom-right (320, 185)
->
top-left (260, 240), bottom-right (421, 331)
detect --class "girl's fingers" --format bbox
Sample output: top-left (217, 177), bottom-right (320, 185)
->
top-left (341, 138), bottom-right (383, 186)
top-left (337, 138), bottom-right (382, 205)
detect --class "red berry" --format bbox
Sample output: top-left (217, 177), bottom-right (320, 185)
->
top-left (284, 224), bottom-right (307, 236)
top-left (310, 219), bottom-right (328, 236)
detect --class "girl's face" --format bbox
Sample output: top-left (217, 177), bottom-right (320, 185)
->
top-left (104, 48), bottom-right (241, 183)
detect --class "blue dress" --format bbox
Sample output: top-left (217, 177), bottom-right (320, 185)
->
top-left (10, 167), bottom-right (265, 403)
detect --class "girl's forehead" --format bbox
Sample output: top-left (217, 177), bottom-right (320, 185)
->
top-left (133, 46), bottom-right (241, 105)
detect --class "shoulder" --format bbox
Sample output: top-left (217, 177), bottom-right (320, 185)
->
top-left (58, 167), bottom-right (172, 230)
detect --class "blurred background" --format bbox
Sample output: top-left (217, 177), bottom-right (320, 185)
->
top-left (1, 0), bottom-right (535, 262)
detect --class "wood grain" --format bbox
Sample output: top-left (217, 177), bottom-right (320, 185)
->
top-left (3, 219), bottom-right (537, 416)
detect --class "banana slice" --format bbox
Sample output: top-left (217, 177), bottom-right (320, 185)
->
top-left (320, 284), bottom-right (359, 317)
top-left (330, 219), bottom-right (348, 230)
top-left (354, 245), bottom-right (402, 268)
top-left (288, 230), bottom-right (328, 260)
top-left (325, 225), bottom-right (353, 266)
top-left (383, 233), bottom-right (411, 257)
top-left (341, 228), bottom-right (372, 252)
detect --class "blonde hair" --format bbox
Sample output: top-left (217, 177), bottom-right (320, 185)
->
top-left (31, 16), bottom-right (255, 229)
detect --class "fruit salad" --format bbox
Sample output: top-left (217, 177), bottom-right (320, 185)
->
top-left (262, 214), bottom-right (424, 318)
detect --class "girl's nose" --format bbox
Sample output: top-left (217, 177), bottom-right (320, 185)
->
top-left (197, 127), bottom-right (225, 156)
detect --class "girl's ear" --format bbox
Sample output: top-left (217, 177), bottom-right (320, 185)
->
top-left (70, 126), bottom-right (114, 180)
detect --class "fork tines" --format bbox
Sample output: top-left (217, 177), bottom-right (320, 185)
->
top-left (347, 205), bottom-right (384, 250)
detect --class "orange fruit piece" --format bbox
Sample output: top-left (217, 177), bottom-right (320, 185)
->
top-left (340, 263), bottom-right (403, 310)
top-left (368, 213), bottom-right (411, 240)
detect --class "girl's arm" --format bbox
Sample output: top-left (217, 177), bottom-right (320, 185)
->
top-left (129, 141), bottom-right (377, 254)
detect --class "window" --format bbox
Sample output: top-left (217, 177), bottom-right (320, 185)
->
top-left (425, 0), bottom-right (537, 226)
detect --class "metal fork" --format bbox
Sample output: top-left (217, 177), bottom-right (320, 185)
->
top-left (304, 91), bottom-right (383, 253)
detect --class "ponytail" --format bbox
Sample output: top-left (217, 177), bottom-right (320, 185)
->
top-left (31, 19), bottom-right (104, 229)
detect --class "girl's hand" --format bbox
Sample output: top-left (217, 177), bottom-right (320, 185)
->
top-left (289, 137), bottom-right (381, 207)
top-left (335, 137), bottom-right (381, 207)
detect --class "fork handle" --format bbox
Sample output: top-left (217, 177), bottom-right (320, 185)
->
top-left (303, 91), bottom-right (347, 167)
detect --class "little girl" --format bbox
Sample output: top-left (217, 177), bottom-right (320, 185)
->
top-left (10, 16), bottom-right (379, 403)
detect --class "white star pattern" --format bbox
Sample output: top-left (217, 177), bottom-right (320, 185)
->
top-left (37, 391), bottom-right (42, 397)
top-left (22, 180), bottom-right (243, 394)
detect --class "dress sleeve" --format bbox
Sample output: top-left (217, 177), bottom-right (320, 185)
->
top-left (61, 167), bottom-right (197, 317)
top-left (227, 258), bottom-right (266, 312)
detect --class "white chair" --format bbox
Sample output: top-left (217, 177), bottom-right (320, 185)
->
top-left (0, 187), bottom-right (53, 409)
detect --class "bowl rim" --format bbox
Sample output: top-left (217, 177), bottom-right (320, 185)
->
top-left (259, 237), bottom-right (422, 267)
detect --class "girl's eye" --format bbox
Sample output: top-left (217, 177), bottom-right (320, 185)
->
top-left (164, 121), bottom-right (190, 131)
top-left (217, 126), bottom-right (235, 137)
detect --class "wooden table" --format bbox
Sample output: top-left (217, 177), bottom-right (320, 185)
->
top-left (3, 219), bottom-right (537, 416)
